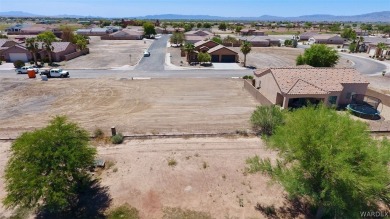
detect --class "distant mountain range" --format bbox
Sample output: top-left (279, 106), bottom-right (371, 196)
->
top-left (0, 11), bottom-right (389, 22)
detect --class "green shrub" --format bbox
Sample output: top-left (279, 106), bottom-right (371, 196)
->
top-left (13, 60), bottom-right (25, 68)
top-left (250, 105), bottom-right (285, 136)
top-left (111, 133), bottom-right (124, 144)
top-left (107, 204), bottom-right (140, 219)
top-left (242, 75), bottom-right (253, 80)
top-left (245, 155), bottom-right (261, 173)
top-left (93, 128), bottom-right (104, 138)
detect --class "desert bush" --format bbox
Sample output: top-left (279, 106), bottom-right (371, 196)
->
top-left (242, 75), bottom-right (253, 80)
top-left (111, 133), bottom-right (124, 144)
top-left (168, 158), bottom-right (177, 166)
top-left (93, 128), bottom-right (104, 138)
top-left (13, 60), bottom-right (25, 68)
top-left (107, 204), bottom-right (140, 219)
top-left (250, 105), bottom-right (285, 135)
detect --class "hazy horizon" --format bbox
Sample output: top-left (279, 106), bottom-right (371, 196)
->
top-left (0, 0), bottom-right (388, 17)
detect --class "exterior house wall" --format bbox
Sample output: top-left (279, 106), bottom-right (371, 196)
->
top-left (208, 48), bottom-right (238, 62)
top-left (2, 46), bottom-right (32, 62)
top-left (339, 83), bottom-right (369, 105)
top-left (255, 72), bottom-right (281, 104)
top-left (52, 44), bottom-right (77, 62)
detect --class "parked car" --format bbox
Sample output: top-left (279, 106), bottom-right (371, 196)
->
top-left (15, 66), bottom-right (39, 74)
top-left (40, 68), bottom-right (70, 78)
top-left (143, 50), bottom-right (150, 57)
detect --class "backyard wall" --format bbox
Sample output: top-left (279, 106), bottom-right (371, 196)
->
top-left (243, 79), bottom-right (272, 106)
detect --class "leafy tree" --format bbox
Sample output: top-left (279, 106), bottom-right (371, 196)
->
top-left (286, 23), bottom-right (293, 31)
top-left (211, 36), bottom-right (222, 44)
top-left (197, 22), bottom-right (202, 28)
top-left (197, 52), bottom-right (211, 64)
top-left (341, 28), bottom-right (356, 40)
top-left (349, 42), bottom-right (357, 52)
top-left (143, 22), bottom-right (156, 38)
top-left (0, 34), bottom-right (8, 39)
top-left (37, 31), bottom-right (57, 64)
top-left (161, 23), bottom-right (167, 33)
top-left (240, 41), bottom-right (252, 67)
top-left (74, 34), bottom-right (88, 50)
top-left (297, 44), bottom-right (339, 67)
top-left (218, 22), bottom-right (227, 31)
top-left (318, 24), bottom-right (324, 32)
top-left (235, 26), bottom-right (242, 33)
top-left (3, 116), bottom-right (97, 212)
top-left (284, 39), bottom-right (292, 46)
top-left (170, 32), bottom-right (184, 46)
top-left (202, 22), bottom-right (211, 28)
top-left (183, 43), bottom-right (195, 63)
top-left (329, 23), bottom-right (341, 32)
top-left (250, 106), bottom-right (285, 136)
top-left (60, 25), bottom-right (75, 42)
top-left (183, 24), bottom-right (192, 32)
top-left (252, 105), bottom-right (390, 218)
top-left (26, 37), bottom-right (39, 66)
top-left (223, 35), bottom-right (238, 46)
top-left (354, 36), bottom-right (364, 53)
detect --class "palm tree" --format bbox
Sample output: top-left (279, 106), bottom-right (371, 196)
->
top-left (376, 42), bottom-right (388, 58)
top-left (355, 36), bottom-right (364, 53)
top-left (42, 39), bottom-right (54, 65)
top-left (240, 41), bottom-right (252, 67)
top-left (183, 43), bottom-right (195, 63)
top-left (26, 37), bottom-right (39, 66)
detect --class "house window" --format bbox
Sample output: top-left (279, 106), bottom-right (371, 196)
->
top-left (328, 96), bottom-right (337, 105)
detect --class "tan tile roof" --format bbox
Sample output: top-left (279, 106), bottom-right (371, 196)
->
top-left (207, 44), bottom-right (238, 54)
top-left (254, 67), bottom-right (368, 95)
top-left (51, 42), bottom-right (72, 53)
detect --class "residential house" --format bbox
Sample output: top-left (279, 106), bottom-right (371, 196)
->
top-left (1, 45), bottom-right (33, 62)
top-left (156, 27), bottom-right (185, 34)
top-left (38, 42), bottom-right (78, 62)
top-left (239, 36), bottom-right (280, 47)
top-left (253, 67), bottom-right (369, 109)
top-left (363, 37), bottom-right (390, 56)
top-left (184, 30), bottom-right (213, 44)
top-left (240, 29), bottom-right (266, 36)
top-left (5, 24), bottom-right (30, 32)
top-left (76, 28), bottom-right (110, 36)
top-left (0, 39), bottom-right (20, 61)
top-left (298, 32), bottom-right (319, 41)
top-left (308, 34), bottom-right (347, 45)
top-left (187, 40), bottom-right (238, 63)
top-left (2, 42), bottom-right (79, 62)
top-left (354, 29), bottom-right (369, 37)
top-left (101, 29), bottom-right (143, 40)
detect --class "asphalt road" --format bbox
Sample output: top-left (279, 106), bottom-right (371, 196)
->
top-left (298, 44), bottom-right (387, 75)
top-left (0, 41), bottom-right (386, 79)
top-left (134, 35), bottom-right (169, 71)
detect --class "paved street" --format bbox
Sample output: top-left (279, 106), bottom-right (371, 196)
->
top-left (0, 40), bottom-right (387, 79)
top-left (134, 35), bottom-right (169, 71)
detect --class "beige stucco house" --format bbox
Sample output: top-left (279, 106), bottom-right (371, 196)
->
top-left (188, 40), bottom-right (238, 63)
top-left (253, 67), bottom-right (369, 109)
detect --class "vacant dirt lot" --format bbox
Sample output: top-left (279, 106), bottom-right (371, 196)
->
top-left (0, 78), bottom-right (258, 138)
top-left (60, 36), bottom-right (152, 69)
top-left (169, 46), bottom-right (351, 69)
top-left (0, 137), bottom-right (288, 219)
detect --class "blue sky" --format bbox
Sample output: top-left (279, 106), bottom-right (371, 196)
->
top-left (0, 0), bottom-right (388, 17)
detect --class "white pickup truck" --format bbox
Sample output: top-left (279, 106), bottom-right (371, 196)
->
top-left (40, 68), bottom-right (70, 78)
top-left (15, 66), bottom-right (39, 74)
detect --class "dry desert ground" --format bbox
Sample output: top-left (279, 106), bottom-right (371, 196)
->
top-left (0, 137), bottom-right (297, 219)
top-left (0, 78), bottom-right (258, 138)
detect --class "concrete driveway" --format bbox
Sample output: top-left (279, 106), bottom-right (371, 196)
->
top-left (135, 35), bottom-right (169, 71)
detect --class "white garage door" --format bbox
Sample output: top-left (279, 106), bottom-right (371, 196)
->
top-left (368, 48), bottom-right (376, 56)
top-left (9, 53), bottom-right (28, 62)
